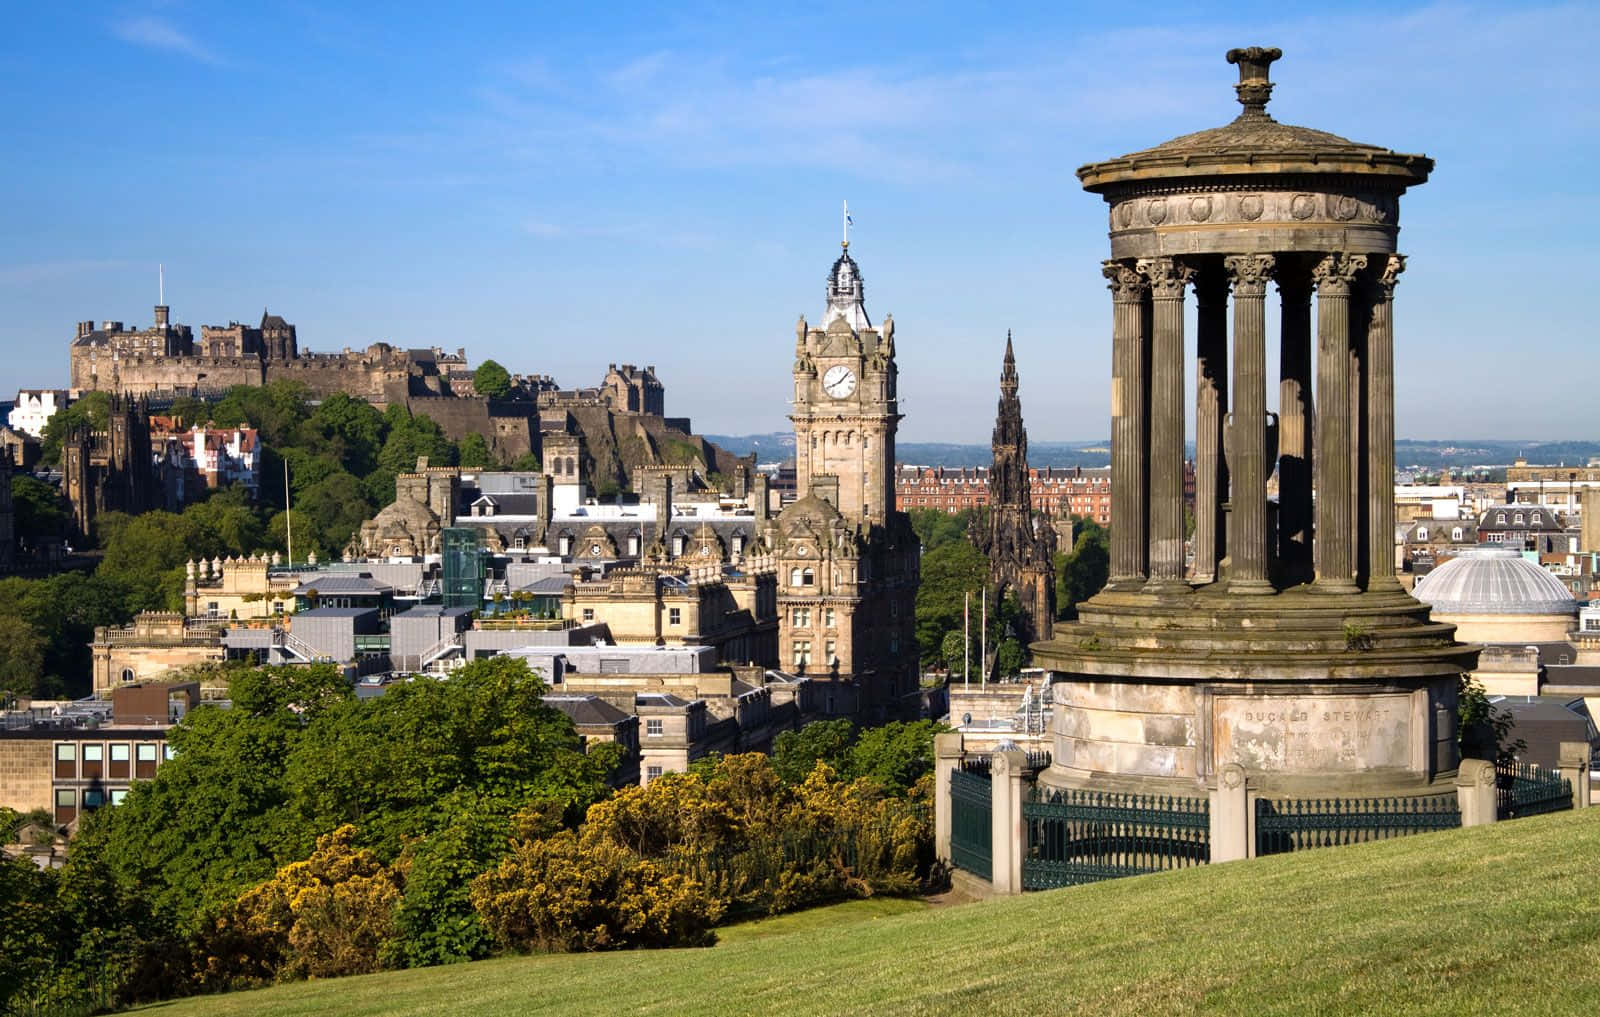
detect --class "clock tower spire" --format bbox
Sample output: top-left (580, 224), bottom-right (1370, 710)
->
top-left (770, 234), bottom-right (920, 722)
top-left (791, 240), bottom-right (898, 527)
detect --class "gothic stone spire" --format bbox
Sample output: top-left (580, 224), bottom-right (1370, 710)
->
top-left (973, 334), bottom-right (1056, 645)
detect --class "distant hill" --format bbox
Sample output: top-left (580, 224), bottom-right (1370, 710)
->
top-left (709, 433), bottom-right (1600, 473)
top-left (142, 807), bottom-right (1600, 1017)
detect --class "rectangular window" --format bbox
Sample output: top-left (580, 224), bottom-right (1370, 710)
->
top-left (56, 789), bottom-right (76, 808)
top-left (82, 745), bottom-right (103, 762)
top-left (792, 607), bottom-right (810, 628)
top-left (582, 608), bottom-right (595, 622)
top-left (83, 789), bottom-right (106, 810)
top-left (646, 766), bottom-right (663, 781)
top-left (792, 640), bottom-right (811, 668)
top-left (668, 608), bottom-right (681, 626)
top-left (824, 608), bottom-right (835, 629)
top-left (136, 744), bottom-right (158, 762)
top-left (825, 639), bottom-right (838, 665)
top-left (110, 789), bottom-right (129, 805)
top-left (110, 744), bottom-right (130, 762)
top-left (646, 718), bottom-right (663, 736)
top-left (162, 745), bottom-right (176, 761)
top-left (56, 744), bottom-right (75, 762)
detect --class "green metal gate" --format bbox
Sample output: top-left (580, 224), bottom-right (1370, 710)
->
top-left (949, 765), bottom-right (992, 882)
top-left (1496, 762), bottom-right (1572, 821)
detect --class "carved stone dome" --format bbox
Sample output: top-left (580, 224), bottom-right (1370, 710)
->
top-left (1413, 548), bottom-right (1580, 616)
top-left (1077, 47), bottom-right (1432, 194)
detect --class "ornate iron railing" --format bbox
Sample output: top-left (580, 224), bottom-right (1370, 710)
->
top-left (1255, 794), bottom-right (1460, 856)
top-left (948, 767), bottom-right (992, 881)
top-left (1496, 762), bottom-right (1572, 821)
top-left (1022, 787), bottom-right (1208, 889)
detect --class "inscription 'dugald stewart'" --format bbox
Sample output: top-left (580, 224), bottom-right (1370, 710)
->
top-left (1217, 695), bottom-right (1411, 773)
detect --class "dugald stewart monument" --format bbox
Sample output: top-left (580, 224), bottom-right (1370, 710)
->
top-left (1034, 47), bottom-right (1478, 799)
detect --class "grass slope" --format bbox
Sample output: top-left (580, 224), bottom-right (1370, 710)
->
top-left (135, 809), bottom-right (1600, 1017)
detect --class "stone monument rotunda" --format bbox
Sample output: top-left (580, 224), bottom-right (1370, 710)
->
top-left (1034, 48), bottom-right (1477, 798)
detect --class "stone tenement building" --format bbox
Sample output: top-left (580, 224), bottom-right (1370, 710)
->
top-left (971, 335), bottom-right (1056, 644)
top-left (1034, 47), bottom-right (1475, 801)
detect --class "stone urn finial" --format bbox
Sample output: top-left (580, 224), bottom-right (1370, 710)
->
top-left (1225, 46), bottom-right (1282, 120)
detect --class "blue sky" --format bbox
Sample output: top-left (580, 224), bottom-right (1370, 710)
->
top-left (2, 2), bottom-right (1595, 444)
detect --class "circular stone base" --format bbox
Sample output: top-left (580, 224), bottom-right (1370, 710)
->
top-left (1031, 585), bottom-right (1477, 796)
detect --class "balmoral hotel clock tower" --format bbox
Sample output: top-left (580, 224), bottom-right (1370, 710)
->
top-left (770, 237), bottom-right (920, 720)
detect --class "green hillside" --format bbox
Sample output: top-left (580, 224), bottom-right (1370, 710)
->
top-left (137, 808), bottom-right (1600, 1017)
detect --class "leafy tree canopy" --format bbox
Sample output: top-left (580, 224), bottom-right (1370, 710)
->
top-left (474, 360), bottom-right (512, 399)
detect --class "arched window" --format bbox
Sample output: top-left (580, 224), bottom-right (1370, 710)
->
top-left (120, 667), bottom-right (136, 684)
top-left (1452, 527), bottom-right (1463, 541)
top-left (1514, 513), bottom-right (1525, 525)
top-left (1497, 512), bottom-right (1506, 524)
top-left (1417, 527), bottom-right (1428, 541)
top-left (1532, 512), bottom-right (1542, 524)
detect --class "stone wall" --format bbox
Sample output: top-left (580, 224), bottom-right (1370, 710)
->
top-left (0, 739), bottom-right (52, 812)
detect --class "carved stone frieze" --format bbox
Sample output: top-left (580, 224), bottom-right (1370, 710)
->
top-left (1108, 189), bottom-right (1399, 233)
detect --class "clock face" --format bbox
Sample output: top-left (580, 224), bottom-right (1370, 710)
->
top-left (822, 365), bottom-right (857, 399)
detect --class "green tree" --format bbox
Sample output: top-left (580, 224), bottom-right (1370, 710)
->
top-left (210, 380), bottom-right (312, 446)
top-left (301, 392), bottom-right (386, 477)
top-left (1459, 674), bottom-right (1526, 766)
top-left (473, 360), bottom-right (512, 399)
top-left (284, 656), bottom-right (612, 857)
top-left (39, 391), bottom-right (110, 466)
top-left (772, 719), bottom-right (856, 785)
top-left (915, 539), bottom-right (988, 667)
top-left (940, 630), bottom-right (969, 675)
top-left (1056, 516), bottom-right (1110, 620)
top-left (505, 452), bottom-right (541, 472)
top-left (995, 637), bottom-right (1025, 678)
top-left (908, 507), bottom-right (976, 553)
top-left (10, 475), bottom-right (69, 544)
top-left (457, 433), bottom-right (495, 469)
top-left (847, 721), bottom-right (946, 794)
top-left (0, 615), bottom-right (46, 700)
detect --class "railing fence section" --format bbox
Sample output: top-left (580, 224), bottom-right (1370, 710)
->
top-left (1254, 793), bottom-right (1460, 856)
top-left (1021, 787), bottom-right (1209, 889)
top-left (1496, 762), bottom-right (1573, 821)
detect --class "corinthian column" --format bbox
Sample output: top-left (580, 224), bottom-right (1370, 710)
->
top-left (1224, 253), bottom-right (1275, 593)
top-left (1365, 255), bottom-right (1405, 591)
top-left (1277, 262), bottom-right (1314, 585)
top-left (1104, 260), bottom-right (1149, 589)
top-left (1137, 256), bottom-right (1195, 592)
top-left (1311, 252), bottom-right (1367, 593)
top-left (1193, 265), bottom-right (1228, 584)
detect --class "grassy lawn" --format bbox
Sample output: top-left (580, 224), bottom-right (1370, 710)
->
top-left (133, 808), bottom-right (1600, 1017)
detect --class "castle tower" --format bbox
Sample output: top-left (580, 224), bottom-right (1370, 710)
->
top-left (973, 334), bottom-right (1057, 645)
top-left (790, 244), bottom-right (898, 528)
top-left (1034, 48), bottom-right (1475, 801)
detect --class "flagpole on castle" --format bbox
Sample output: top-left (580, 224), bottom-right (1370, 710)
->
top-left (842, 200), bottom-right (850, 248)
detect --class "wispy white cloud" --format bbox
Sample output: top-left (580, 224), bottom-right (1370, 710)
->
top-left (112, 15), bottom-right (225, 66)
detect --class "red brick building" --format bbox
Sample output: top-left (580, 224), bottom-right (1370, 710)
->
top-left (895, 462), bottom-right (1194, 527)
